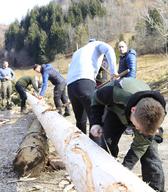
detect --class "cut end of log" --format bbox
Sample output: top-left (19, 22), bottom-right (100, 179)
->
top-left (13, 119), bottom-right (49, 178)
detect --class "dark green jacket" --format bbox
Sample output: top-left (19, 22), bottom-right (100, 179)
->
top-left (16, 76), bottom-right (39, 92)
top-left (91, 78), bottom-right (150, 126)
top-left (91, 78), bottom-right (166, 169)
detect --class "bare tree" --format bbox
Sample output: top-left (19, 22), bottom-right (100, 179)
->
top-left (141, 0), bottom-right (168, 54)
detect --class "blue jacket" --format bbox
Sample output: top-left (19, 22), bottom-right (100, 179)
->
top-left (118, 49), bottom-right (136, 78)
top-left (0, 67), bottom-right (15, 80)
top-left (40, 64), bottom-right (66, 96)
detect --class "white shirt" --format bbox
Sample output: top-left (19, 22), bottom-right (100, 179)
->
top-left (67, 41), bottom-right (117, 85)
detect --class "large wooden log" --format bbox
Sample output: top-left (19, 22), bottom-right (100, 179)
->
top-left (13, 118), bottom-right (49, 177)
top-left (27, 93), bottom-right (155, 192)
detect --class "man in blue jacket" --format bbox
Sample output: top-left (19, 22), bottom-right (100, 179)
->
top-left (118, 41), bottom-right (136, 78)
top-left (118, 41), bottom-right (137, 134)
top-left (34, 64), bottom-right (70, 116)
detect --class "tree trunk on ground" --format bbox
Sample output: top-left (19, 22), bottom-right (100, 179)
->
top-left (13, 118), bottom-right (49, 177)
top-left (27, 93), bottom-right (155, 192)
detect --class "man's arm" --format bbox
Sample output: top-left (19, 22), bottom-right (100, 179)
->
top-left (98, 42), bottom-right (117, 75)
top-left (10, 68), bottom-right (15, 80)
top-left (122, 130), bottom-right (152, 170)
top-left (126, 50), bottom-right (136, 78)
top-left (31, 79), bottom-right (39, 93)
top-left (0, 69), bottom-right (4, 80)
top-left (40, 72), bottom-right (49, 96)
top-left (90, 85), bottom-right (114, 126)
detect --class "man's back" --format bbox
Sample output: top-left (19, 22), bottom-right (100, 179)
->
top-left (41, 64), bottom-right (65, 85)
top-left (67, 41), bottom-right (116, 85)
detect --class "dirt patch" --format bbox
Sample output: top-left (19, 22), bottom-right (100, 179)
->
top-left (0, 109), bottom-right (76, 192)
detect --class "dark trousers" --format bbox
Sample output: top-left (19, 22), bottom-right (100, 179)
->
top-left (15, 83), bottom-right (27, 109)
top-left (53, 84), bottom-right (70, 114)
top-left (101, 110), bottom-right (126, 157)
top-left (67, 79), bottom-right (96, 134)
top-left (140, 142), bottom-right (165, 192)
top-left (101, 110), bottom-right (165, 192)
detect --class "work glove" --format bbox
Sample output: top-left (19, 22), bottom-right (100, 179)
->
top-left (154, 127), bottom-right (164, 143)
top-left (90, 124), bottom-right (103, 138)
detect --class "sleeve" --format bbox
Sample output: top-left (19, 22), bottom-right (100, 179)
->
top-left (40, 72), bottom-right (49, 96)
top-left (126, 52), bottom-right (137, 78)
top-left (31, 79), bottom-right (39, 93)
top-left (122, 131), bottom-right (152, 169)
top-left (10, 69), bottom-right (15, 80)
top-left (98, 43), bottom-right (117, 75)
top-left (90, 85), bottom-right (114, 126)
top-left (122, 148), bottom-right (139, 170)
top-left (0, 69), bottom-right (4, 80)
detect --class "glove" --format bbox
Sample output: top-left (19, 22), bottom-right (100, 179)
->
top-left (154, 127), bottom-right (164, 143)
top-left (90, 124), bottom-right (103, 138)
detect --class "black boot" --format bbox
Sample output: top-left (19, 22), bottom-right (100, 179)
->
top-left (63, 105), bottom-right (70, 117)
top-left (57, 107), bottom-right (63, 115)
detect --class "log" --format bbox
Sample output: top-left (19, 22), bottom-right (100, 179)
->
top-left (13, 118), bottom-right (49, 177)
top-left (27, 93), bottom-right (155, 192)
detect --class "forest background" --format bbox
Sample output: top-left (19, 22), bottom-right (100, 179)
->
top-left (0, 0), bottom-right (167, 67)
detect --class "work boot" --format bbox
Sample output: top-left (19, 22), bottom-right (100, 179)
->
top-left (21, 108), bottom-right (29, 114)
top-left (20, 106), bottom-right (28, 114)
top-left (63, 112), bottom-right (70, 117)
top-left (6, 101), bottom-right (12, 110)
top-left (57, 107), bottom-right (62, 115)
top-left (63, 105), bottom-right (70, 117)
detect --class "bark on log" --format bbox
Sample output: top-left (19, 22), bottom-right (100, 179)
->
top-left (13, 118), bottom-right (49, 177)
top-left (27, 93), bottom-right (155, 192)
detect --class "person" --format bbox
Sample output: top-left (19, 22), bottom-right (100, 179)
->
top-left (15, 76), bottom-right (39, 113)
top-left (67, 40), bottom-right (117, 134)
top-left (96, 55), bottom-right (109, 87)
top-left (118, 41), bottom-right (136, 78)
top-left (0, 61), bottom-right (15, 110)
top-left (33, 63), bottom-right (70, 116)
top-left (118, 41), bottom-right (137, 135)
top-left (90, 77), bottom-right (166, 192)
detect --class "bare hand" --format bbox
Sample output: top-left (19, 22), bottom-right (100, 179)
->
top-left (38, 95), bottom-right (43, 100)
top-left (4, 76), bottom-right (10, 80)
top-left (111, 73), bottom-right (119, 80)
top-left (90, 124), bottom-right (103, 138)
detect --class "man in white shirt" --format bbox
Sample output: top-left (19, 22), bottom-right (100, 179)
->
top-left (67, 40), bottom-right (117, 134)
